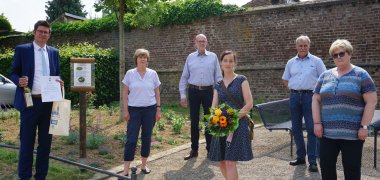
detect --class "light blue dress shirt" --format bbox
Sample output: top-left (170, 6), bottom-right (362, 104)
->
top-left (179, 50), bottom-right (223, 99)
top-left (282, 53), bottom-right (326, 90)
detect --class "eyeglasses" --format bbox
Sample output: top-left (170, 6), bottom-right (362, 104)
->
top-left (332, 51), bottom-right (346, 59)
top-left (196, 40), bottom-right (207, 44)
top-left (36, 30), bottom-right (50, 35)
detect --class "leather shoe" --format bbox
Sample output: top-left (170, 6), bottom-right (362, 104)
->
top-left (308, 164), bottom-right (318, 172)
top-left (289, 159), bottom-right (306, 166)
top-left (184, 150), bottom-right (198, 160)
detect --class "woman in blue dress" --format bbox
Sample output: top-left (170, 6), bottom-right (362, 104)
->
top-left (208, 50), bottom-right (254, 180)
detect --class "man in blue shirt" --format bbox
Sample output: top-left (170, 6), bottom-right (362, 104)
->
top-left (282, 35), bottom-right (326, 172)
top-left (179, 34), bottom-right (223, 160)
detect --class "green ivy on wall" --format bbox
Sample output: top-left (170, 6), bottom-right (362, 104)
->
top-left (51, 0), bottom-right (243, 34)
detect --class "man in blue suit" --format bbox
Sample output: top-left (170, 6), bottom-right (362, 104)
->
top-left (10, 20), bottom-right (63, 180)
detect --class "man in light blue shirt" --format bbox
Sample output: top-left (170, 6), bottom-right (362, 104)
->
top-left (282, 35), bottom-right (326, 172)
top-left (179, 34), bottom-right (223, 160)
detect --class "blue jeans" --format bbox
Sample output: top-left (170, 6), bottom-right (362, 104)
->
top-left (289, 92), bottom-right (317, 164)
top-left (124, 105), bottom-right (156, 161)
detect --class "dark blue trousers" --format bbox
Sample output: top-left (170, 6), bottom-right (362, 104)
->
top-left (320, 137), bottom-right (364, 180)
top-left (18, 98), bottom-right (53, 180)
top-left (124, 105), bottom-right (156, 161)
top-left (188, 87), bottom-right (213, 152)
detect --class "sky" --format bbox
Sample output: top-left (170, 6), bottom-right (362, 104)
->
top-left (0, 0), bottom-right (251, 33)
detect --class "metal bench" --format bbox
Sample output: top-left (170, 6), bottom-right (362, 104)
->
top-left (254, 98), bottom-right (304, 157)
top-left (255, 98), bottom-right (380, 168)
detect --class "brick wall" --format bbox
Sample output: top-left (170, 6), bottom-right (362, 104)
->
top-left (2, 0), bottom-right (380, 104)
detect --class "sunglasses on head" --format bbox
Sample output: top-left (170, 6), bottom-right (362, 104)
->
top-left (332, 51), bottom-right (346, 59)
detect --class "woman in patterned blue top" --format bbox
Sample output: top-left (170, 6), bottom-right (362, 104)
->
top-left (208, 50), bottom-right (253, 180)
top-left (312, 39), bottom-right (377, 180)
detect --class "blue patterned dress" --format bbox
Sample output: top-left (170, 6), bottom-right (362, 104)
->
top-left (208, 75), bottom-right (253, 161)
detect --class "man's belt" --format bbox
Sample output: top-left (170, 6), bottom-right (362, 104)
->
top-left (290, 89), bottom-right (313, 94)
top-left (31, 94), bottom-right (41, 98)
top-left (189, 84), bottom-right (213, 90)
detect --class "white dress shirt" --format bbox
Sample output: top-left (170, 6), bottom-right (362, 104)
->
top-left (32, 41), bottom-right (50, 94)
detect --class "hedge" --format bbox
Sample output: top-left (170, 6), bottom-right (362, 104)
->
top-left (0, 42), bottom-right (119, 107)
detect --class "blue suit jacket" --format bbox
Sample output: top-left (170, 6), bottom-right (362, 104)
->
top-left (10, 43), bottom-right (60, 111)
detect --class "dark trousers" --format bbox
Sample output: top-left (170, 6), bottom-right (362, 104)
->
top-left (188, 87), bottom-right (213, 152)
top-left (124, 105), bottom-right (156, 161)
top-left (18, 98), bottom-right (53, 180)
top-left (289, 92), bottom-right (317, 164)
top-left (320, 137), bottom-right (364, 180)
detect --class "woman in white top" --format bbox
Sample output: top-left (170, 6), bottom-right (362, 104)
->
top-left (120, 49), bottom-right (161, 177)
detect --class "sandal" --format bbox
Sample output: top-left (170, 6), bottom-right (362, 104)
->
top-left (141, 167), bottom-right (151, 174)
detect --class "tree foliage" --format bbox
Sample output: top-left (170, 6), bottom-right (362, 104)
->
top-left (94, 0), bottom-right (162, 19)
top-left (0, 14), bottom-right (12, 32)
top-left (45, 0), bottom-right (88, 22)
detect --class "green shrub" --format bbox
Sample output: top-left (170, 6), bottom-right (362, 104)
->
top-left (171, 114), bottom-right (186, 134)
top-left (58, 42), bottom-right (119, 106)
top-left (113, 131), bottom-right (126, 145)
top-left (154, 135), bottom-right (163, 142)
top-left (179, 134), bottom-right (191, 139)
top-left (86, 133), bottom-right (106, 149)
top-left (156, 119), bottom-right (166, 131)
top-left (0, 43), bottom-right (119, 107)
top-left (0, 48), bottom-right (14, 76)
top-left (103, 154), bottom-right (114, 159)
top-left (167, 139), bottom-right (179, 145)
top-left (61, 131), bottom-right (79, 145)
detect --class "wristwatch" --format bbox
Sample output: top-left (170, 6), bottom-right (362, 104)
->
top-left (360, 125), bottom-right (368, 129)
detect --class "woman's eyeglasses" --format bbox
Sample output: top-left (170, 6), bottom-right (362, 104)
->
top-left (332, 51), bottom-right (346, 59)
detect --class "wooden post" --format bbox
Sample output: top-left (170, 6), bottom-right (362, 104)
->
top-left (119, 0), bottom-right (126, 122)
top-left (79, 92), bottom-right (87, 158)
top-left (70, 58), bottom-right (95, 161)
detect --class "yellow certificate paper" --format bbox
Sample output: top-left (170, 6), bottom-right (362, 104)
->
top-left (41, 76), bottom-right (63, 102)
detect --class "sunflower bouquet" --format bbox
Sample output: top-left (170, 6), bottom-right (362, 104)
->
top-left (205, 103), bottom-right (239, 137)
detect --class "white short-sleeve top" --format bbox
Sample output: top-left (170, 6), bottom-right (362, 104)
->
top-left (122, 68), bottom-right (161, 107)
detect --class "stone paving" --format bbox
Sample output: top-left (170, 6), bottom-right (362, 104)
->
top-left (93, 126), bottom-right (380, 180)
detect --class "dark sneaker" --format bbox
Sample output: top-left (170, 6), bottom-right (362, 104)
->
top-left (309, 164), bottom-right (318, 172)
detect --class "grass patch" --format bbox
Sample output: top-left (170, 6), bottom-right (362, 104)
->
top-left (0, 148), bottom-right (94, 179)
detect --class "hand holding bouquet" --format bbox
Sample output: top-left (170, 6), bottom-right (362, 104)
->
top-left (205, 103), bottom-right (239, 137)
